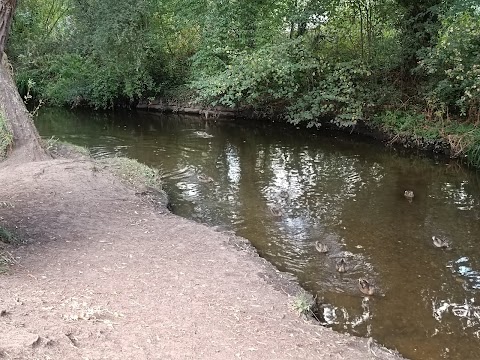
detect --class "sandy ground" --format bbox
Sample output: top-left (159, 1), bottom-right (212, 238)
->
top-left (0, 157), bottom-right (404, 360)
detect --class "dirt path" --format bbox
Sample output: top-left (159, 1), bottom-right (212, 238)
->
top-left (0, 157), bottom-right (404, 360)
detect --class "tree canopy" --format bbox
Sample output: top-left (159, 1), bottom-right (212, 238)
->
top-left (6, 0), bottom-right (480, 128)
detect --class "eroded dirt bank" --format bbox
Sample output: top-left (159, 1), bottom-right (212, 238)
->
top-left (0, 157), bottom-right (403, 359)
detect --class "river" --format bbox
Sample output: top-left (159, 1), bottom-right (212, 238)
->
top-left (36, 107), bottom-right (480, 360)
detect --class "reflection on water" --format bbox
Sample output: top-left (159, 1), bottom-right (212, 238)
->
top-left (449, 257), bottom-right (480, 290)
top-left (36, 108), bottom-right (480, 360)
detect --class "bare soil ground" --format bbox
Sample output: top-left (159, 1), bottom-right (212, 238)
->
top-left (0, 156), bottom-right (404, 360)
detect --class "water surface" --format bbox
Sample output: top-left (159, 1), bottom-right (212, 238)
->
top-left (37, 108), bottom-right (480, 360)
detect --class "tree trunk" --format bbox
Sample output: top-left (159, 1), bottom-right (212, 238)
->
top-left (0, 0), bottom-right (49, 163)
top-left (0, 0), bottom-right (16, 62)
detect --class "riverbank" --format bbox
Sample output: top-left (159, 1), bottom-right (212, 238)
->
top-left (0, 150), bottom-right (404, 359)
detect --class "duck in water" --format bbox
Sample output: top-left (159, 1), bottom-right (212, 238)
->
top-left (315, 241), bottom-right (328, 254)
top-left (358, 278), bottom-right (375, 296)
top-left (198, 174), bottom-right (214, 183)
top-left (336, 258), bottom-right (347, 273)
top-left (432, 236), bottom-right (450, 249)
top-left (269, 205), bottom-right (283, 217)
top-left (404, 190), bottom-right (414, 202)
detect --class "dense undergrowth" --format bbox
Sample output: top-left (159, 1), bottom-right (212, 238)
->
top-left (6, 0), bottom-right (480, 167)
top-left (371, 110), bottom-right (480, 168)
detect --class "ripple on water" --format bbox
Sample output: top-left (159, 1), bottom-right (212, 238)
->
top-left (192, 130), bottom-right (214, 138)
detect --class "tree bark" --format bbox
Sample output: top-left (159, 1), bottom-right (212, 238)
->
top-left (0, 0), bottom-right (16, 62)
top-left (0, 0), bottom-right (49, 163)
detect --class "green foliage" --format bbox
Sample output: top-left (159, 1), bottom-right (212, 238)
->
top-left (190, 0), bottom-right (288, 77)
top-left (0, 227), bottom-right (18, 245)
top-left (287, 61), bottom-right (371, 127)
top-left (6, 0), bottom-right (480, 161)
top-left (69, 0), bottom-right (157, 107)
top-left (418, 6), bottom-right (480, 120)
top-left (466, 141), bottom-right (480, 169)
top-left (396, 0), bottom-right (444, 64)
top-left (372, 110), bottom-right (440, 140)
top-left (191, 39), bottom-right (307, 107)
top-left (0, 110), bottom-right (13, 158)
top-left (192, 36), bottom-right (371, 127)
top-left (9, 0), bottom-right (179, 108)
top-left (291, 291), bottom-right (316, 317)
top-left (373, 110), bottom-right (480, 168)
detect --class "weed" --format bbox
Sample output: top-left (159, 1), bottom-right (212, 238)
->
top-left (0, 227), bottom-right (18, 274)
top-left (0, 249), bottom-right (15, 273)
top-left (0, 109), bottom-right (13, 158)
top-left (372, 111), bottom-right (440, 140)
top-left (372, 110), bottom-right (480, 168)
top-left (466, 142), bottom-right (480, 168)
top-left (44, 136), bottom-right (59, 151)
top-left (0, 201), bottom-right (14, 209)
top-left (0, 227), bottom-right (17, 244)
top-left (291, 291), bottom-right (316, 318)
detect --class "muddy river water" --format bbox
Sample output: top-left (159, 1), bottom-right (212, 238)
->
top-left (37, 108), bottom-right (480, 360)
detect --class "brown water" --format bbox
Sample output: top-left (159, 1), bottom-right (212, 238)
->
top-left (37, 108), bottom-right (480, 360)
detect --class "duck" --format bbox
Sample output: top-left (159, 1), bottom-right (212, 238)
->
top-left (336, 258), bottom-right (347, 273)
top-left (404, 190), bottom-right (414, 201)
top-left (432, 236), bottom-right (450, 249)
top-left (315, 241), bottom-right (328, 254)
top-left (198, 174), bottom-right (214, 183)
top-left (358, 278), bottom-right (375, 296)
top-left (269, 205), bottom-right (283, 217)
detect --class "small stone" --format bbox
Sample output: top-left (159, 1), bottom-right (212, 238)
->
top-left (0, 310), bottom-right (7, 316)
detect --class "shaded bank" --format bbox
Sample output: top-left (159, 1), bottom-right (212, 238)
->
top-left (138, 99), bottom-right (452, 160)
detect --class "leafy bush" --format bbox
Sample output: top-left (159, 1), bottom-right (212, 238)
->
top-left (10, 0), bottom-right (161, 109)
top-left (192, 38), bottom-right (371, 127)
top-left (191, 39), bottom-right (306, 107)
top-left (287, 61), bottom-right (371, 127)
top-left (418, 6), bottom-right (480, 121)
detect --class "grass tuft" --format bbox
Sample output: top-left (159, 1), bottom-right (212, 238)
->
top-left (371, 110), bottom-right (441, 140)
top-left (371, 110), bottom-right (480, 168)
top-left (0, 227), bottom-right (19, 274)
top-left (44, 137), bottom-right (90, 157)
top-left (0, 109), bottom-right (13, 159)
top-left (0, 227), bottom-right (18, 244)
top-left (291, 291), bottom-right (316, 318)
top-left (99, 157), bottom-right (162, 192)
top-left (466, 142), bottom-right (480, 168)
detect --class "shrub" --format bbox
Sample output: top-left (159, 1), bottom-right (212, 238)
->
top-left (192, 38), bottom-right (371, 127)
top-left (418, 7), bottom-right (480, 121)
